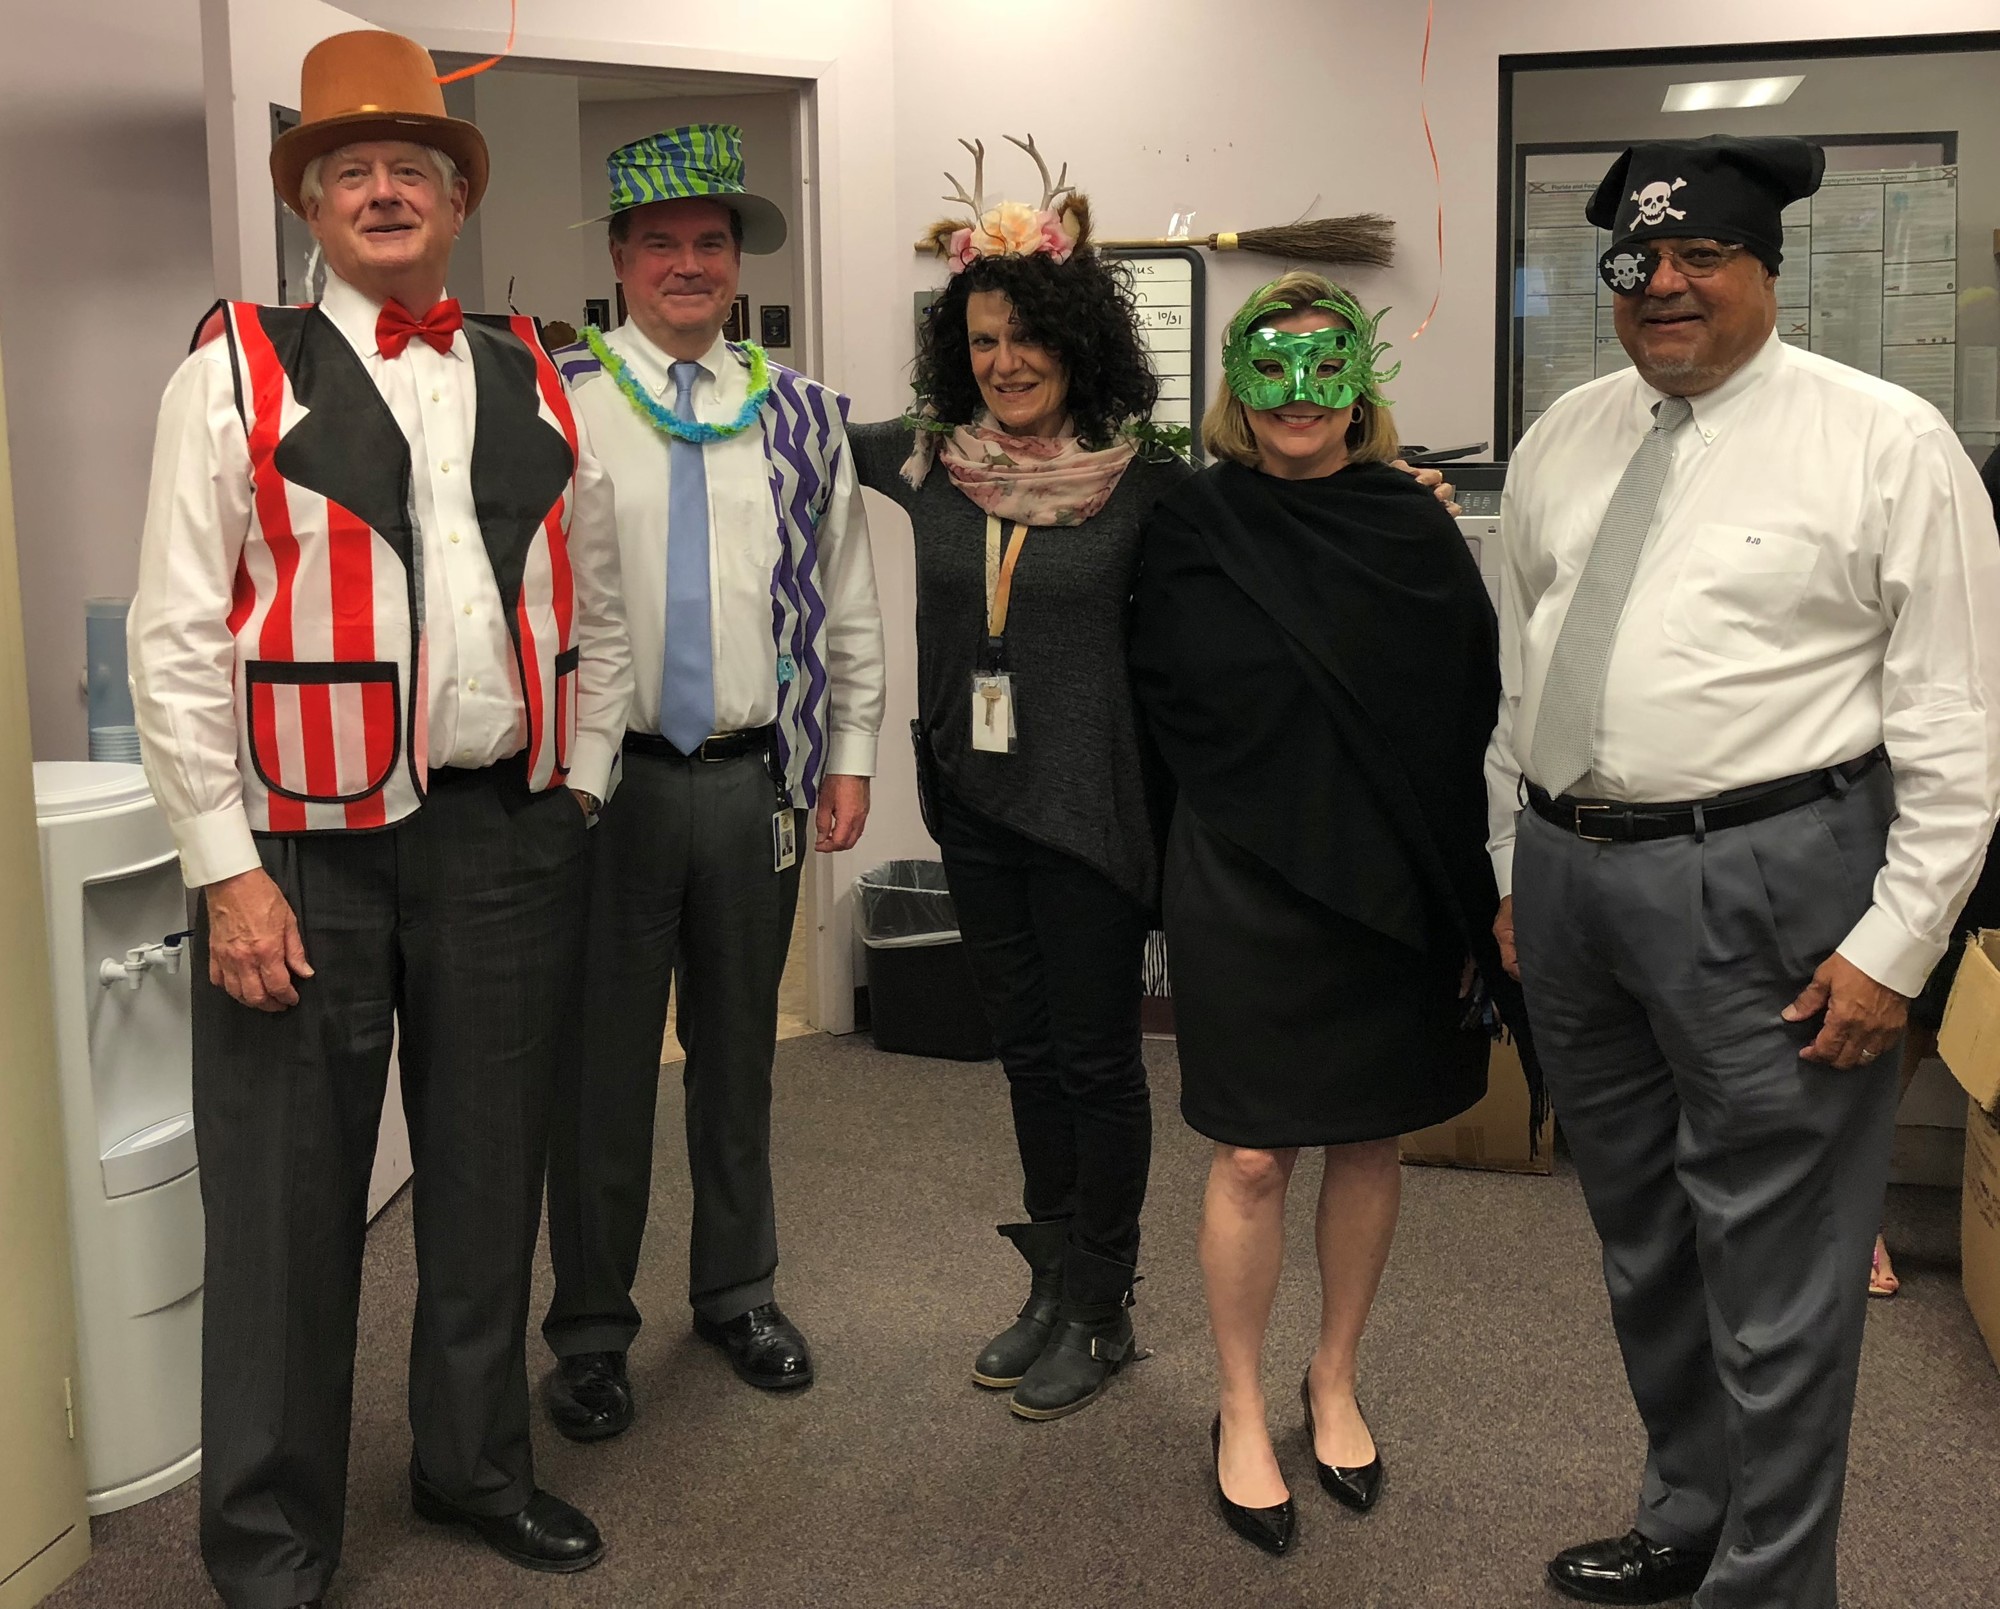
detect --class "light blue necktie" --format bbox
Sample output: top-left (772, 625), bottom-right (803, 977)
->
top-left (657, 360), bottom-right (716, 753)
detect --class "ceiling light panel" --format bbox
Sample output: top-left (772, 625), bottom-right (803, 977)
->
top-left (1662, 75), bottom-right (1805, 113)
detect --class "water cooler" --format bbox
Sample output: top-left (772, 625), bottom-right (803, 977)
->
top-left (33, 761), bottom-right (202, 1514)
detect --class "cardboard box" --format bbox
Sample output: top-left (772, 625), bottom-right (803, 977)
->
top-left (1960, 1096), bottom-right (2000, 1376)
top-left (1399, 1038), bottom-right (1554, 1175)
top-left (1939, 930), bottom-right (2000, 1114)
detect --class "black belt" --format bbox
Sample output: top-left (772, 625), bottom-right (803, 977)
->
top-left (430, 752), bottom-right (528, 787)
top-left (1527, 749), bottom-right (1884, 844)
top-left (623, 726), bottom-right (774, 764)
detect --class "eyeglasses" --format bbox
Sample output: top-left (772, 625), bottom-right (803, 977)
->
top-left (1598, 239), bottom-right (1748, 295)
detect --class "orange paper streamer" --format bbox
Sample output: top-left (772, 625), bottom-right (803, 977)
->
top-left (1410, 0), bottom-right (1443, 341)
top-left (434, 0), bottom-right (518, 85)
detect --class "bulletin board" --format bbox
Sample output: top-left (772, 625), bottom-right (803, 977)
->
top-left (1505, 132), bottom-right (1962, 448)
top-left (1103, 247), bottom-right (1207, 449)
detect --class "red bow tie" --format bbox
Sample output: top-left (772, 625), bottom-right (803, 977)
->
top-left (375, 298), bottom-right (464, 359)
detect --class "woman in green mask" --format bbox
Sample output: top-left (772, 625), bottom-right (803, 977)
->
top-left (1129, 271), bottom-right (1525, 1556)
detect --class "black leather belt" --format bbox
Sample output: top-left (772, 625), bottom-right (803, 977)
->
top-left (1527, 749), bottom-right (1884, 844)
top-left (623, 726), bottom-right (775, 764)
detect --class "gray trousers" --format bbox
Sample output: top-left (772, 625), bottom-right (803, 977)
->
top-left (192, 764), bottom-right (588, 1609)
top-left (1512, 765), bottom-right (1901, 1609)
top-left (543, 746), bottom-right (804, 1355)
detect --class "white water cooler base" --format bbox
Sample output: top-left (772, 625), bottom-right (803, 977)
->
top-left (90, 1447), bottom-right (200, 1516)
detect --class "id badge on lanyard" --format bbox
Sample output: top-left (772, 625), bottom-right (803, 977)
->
top-left (766, 745), bottom-right (798, 872)
top-left (972, 514), bottom-right (1026, 754)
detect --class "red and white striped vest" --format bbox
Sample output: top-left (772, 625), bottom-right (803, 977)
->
top-left (204, 300), bottom-right (582, 834)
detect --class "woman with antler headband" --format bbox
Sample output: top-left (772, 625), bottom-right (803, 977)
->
top-left (1129, 272), bottom-right (1529, 1556)
top-left (849, 136), bottom-right (1190, 1423)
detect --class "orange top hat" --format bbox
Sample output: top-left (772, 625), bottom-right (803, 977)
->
top-left (269, 31), bottom-right (491, 219)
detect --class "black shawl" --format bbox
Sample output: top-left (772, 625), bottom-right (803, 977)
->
top-left (1129, 459), bottom-right (1542, 1130)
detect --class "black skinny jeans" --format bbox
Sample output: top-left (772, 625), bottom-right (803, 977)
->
top-left (933, 788), bottom-right (1153, 1268)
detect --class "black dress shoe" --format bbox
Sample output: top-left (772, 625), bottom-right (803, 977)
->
top-left (409, 1458), bottom-right (605, 1573)
top-left (693, 1301), bottom-right (814, 1389)
top-left (1300, 1368), bottom-right (1383, 1512)
top-left (1210, 1415), bottom-right (1295, 1557)
top-left (543, 1350), bottom-right (633, 1442)
top-left (1546, 1530), bottom-right (1715, 1604)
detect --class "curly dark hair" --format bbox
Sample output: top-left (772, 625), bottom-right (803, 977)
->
top-left (912, 250), bottom-right (1159, 449)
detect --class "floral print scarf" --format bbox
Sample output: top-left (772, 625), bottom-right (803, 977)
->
top-left (900, 413), bottom-right (1137, 528)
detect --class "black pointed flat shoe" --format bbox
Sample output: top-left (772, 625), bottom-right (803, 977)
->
top-left (1210, 1414), bottom-right (1295, 1557)
top-left (1300, 1368), bottom-right (1383, 1513)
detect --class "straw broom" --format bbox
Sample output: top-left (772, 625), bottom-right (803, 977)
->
top-left (1096, 215), bottom-right (1396, 265)
top-left (913, 213), bottom-right (1397, 266)
top-left (912, 137), bottom-right (1396, 267)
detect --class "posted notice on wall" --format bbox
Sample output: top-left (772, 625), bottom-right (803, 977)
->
top-left (1515, 164), bottom-right (1965, 437)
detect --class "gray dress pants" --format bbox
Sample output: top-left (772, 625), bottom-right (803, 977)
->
top-left (192, 763), bottom-right (588, 1609)
top-left (543, 745), bottom-right (804, 1355)
top-left (1512, 764), bottom-right (1901, 1609)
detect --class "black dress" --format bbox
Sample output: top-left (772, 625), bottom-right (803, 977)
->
top-left (1130, 460), bottom-right (1520, 1149)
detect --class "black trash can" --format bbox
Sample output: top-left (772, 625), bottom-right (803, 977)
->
top-left (853, 861), bottom-right (995, 1060)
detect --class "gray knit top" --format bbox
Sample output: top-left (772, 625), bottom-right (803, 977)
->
top-left (850, 421), bottom-right (1191, 910)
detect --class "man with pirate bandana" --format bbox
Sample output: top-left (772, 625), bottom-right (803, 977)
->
top-left (129, 32), bottom-right (630, 1605)
top-left (1487, 135), bottom-right (2000, 1607)
top-left (1131, 271), bottom-right (1525, 1557)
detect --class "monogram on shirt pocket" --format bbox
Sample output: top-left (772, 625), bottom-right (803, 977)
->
top-left (551, 644), bottom-right (580, 776)
top-left (244, 660), bottom-right (403, 804)
top-left (1660, 523), bottom-right (1820, 662)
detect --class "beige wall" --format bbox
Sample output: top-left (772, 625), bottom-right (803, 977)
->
top-left (0, 340), bottom-right (91, 1606)
top-left (0, 0), bottom-right (211, 763)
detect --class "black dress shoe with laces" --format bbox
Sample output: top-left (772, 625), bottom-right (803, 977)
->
top-left (693, 1301), bottom-right (814, 1389)
top-left (543, 1350), bottom-right (633, 1442)
top-left (1547, 1529), bottom-right (1715, 1604)
top-left (1300, 1369), bottom-right (1383, 1512)
top-left (410, 1458), bottom-right (605, 1573)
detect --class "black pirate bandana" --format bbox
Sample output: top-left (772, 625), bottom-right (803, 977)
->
top-left (1585, 135), bottom-right (1824, 290)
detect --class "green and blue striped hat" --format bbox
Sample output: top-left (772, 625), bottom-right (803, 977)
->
top-left (588, 123), bottom-right (786, 254)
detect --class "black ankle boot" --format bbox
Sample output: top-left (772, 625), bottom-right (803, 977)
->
top-left (1010, 1246), bottom-right (1139, 1421)
top-left (973, 1220), bottom-right (1069, 1389)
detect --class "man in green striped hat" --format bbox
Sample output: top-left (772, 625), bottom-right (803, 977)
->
top-left (539, 124), bottom-right (884, 1442)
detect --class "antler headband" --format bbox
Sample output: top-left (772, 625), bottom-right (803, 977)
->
top-left (920, 133), bottom-right (1092, 274)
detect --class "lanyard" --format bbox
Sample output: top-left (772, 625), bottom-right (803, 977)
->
top-left (983, 513), bottom-right (1030, 666)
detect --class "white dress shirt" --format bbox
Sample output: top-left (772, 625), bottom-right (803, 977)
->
top-left (130, 272), bottom-right (631, 887)
top-left (1486, 331), bottom-right (2000, 995)
top-left (573, 322), bottom-right (884, 775)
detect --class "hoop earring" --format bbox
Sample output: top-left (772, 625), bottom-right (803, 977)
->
top-left (1350, 406), bottom-right (1362, 424)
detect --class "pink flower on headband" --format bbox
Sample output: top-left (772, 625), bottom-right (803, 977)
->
top-left (948, 200), bottom-right (1078, 274)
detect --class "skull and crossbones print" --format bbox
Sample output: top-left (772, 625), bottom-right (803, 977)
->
top-left (1603, 252), bottom-right (1651, 292)
top-left (1629, 177), bottom-right (1688, 227)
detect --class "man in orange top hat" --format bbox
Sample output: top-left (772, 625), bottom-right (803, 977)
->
top-left (128, 31), bottom-right (631, 1606)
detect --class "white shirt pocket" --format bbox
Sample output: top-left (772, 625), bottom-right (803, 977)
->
top-left (1661, 523), bottom-right (1820, 662)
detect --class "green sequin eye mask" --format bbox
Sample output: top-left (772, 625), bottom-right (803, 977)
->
top-left (1221, 284), bottom-right (1399, 412)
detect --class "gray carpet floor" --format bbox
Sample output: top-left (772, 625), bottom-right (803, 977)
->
top-left (46, 1033), bottom-right (2000, 1608)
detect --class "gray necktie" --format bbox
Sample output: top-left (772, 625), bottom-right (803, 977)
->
top-left (1529, 394), bottom-right (1694, 798)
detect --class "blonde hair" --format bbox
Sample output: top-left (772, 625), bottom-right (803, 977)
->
top-left (1201, 269), bottom-right (1400, 468)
